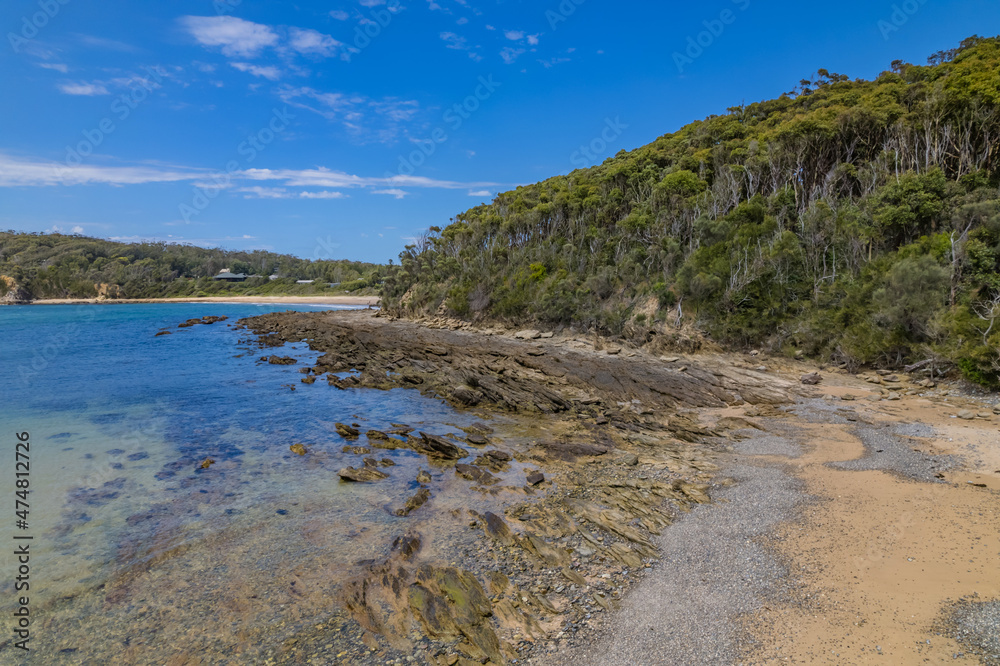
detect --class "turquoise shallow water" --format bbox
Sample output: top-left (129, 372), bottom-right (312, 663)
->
top-left (0, 303), bottom-right (501, 663)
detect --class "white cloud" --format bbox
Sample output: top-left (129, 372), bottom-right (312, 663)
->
top-left (373, 188), bottom-right (408, 199)
top-left (360, 0), bottom-right (386, 5)
top-left (230, 62), bottom-right (282, 80)
top-left (0, 154), bottom-right (500, 195)
top-left (504, 30), bottom-right (524, 41)
top-left (58, 82), bottom-right (109, 96)
top-left (456, 17), bottom-right (469, 25)
top-left (500, 47), bottom-right (525, 64)
top-left (39, 63), bottom-right (69, 73)
top-left (468, 190), bottom-right (491, 197)
top-left (276, 86), bottom-right (419, 142)
top-left (288, 28), bottom-right (343, 58)
top-left (72, 225), bottom-right (84, 233)
top-left (75, 34), bottom-right (139, 53)
top-left (179, 16), bottom-right (279, 57)
top-left (330, 10), bottom-right (350, 20)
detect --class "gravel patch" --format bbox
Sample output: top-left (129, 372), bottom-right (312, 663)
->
top-left (830, 423), bottom-right (960, 482)
top-left (541, 425), bottom-right (808, 666)
top-left (944, 600), bottom-right (1000, 665)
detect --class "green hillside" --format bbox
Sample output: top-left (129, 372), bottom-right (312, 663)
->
top-left (0, 232), bottom-right (387, 300)
top-left (382, 35), bottom-right (1000, 387)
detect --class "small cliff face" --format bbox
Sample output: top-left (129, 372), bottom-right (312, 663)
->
top-left (0, 275), bottom-right (31, 304)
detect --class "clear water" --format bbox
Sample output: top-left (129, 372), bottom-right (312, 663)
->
top-left (0, 303), bottom-right (513, 664)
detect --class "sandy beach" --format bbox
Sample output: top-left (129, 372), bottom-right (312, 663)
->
top-left (23, 295), bottom-right (381, 306)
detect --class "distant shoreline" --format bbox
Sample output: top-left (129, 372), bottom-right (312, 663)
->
top-left (19, 295), bottom-right (380, 306)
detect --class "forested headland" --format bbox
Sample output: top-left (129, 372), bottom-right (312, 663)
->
top-left (382, 36), bottom-right (1000, 388)
top-left (0, 232), bottom-right (387, 301)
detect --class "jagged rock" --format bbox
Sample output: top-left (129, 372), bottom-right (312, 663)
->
top-left (455, 464), bottom-right (498, 486)
top-left (342, 445), bottom-right (371, 455)
top-left (417, 432), bottom-right (468, 460)
top-left (474, 450), bottom-right (511, 472)
top-left (416, 469), bottom-right (432, 484)
top-left (198, 457), bottom-right (215, 470)
top-left (526, 471), bottom-right (545, 486)
top-left (466, 433), bottom-right (489, 446)
top-left (619, 453), bottom-right (640, 466)
top-left (338, 466), bottom-right (389, 482)
top-left (541, 440), bottom-right (611, 461)
top-left (366, 429), bottom-right (390, 442)
top-left (391, 534), bottom-right (422, 559)
top-left (451, 386), bottom-right (482, 406)
top-left (300, 375), bottom-right (316, 384)
top-left (800, 372), bottom-right (823, 385)
top-left (336, 422), bottom-right (360, 439)
top-left (394, 488), bottom-right (431, 516)
top-left (379, 458), bottom-right (395, 467)
top-left (289, 443), bottom-right (307, 456)
top-left (466, 422), bottom-right (494, 435)
top-left (514, 329), bottom-right (541, 340)
top-left (482, 512), bottom-right (514, 545)
top-left (425, 345), bottom-right (449, 356)
top-left (154, 331), bottom-right (172, 337)
top-left (268, 355), bottom-right (297, 365)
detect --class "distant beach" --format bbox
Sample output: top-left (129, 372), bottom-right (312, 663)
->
top-left (24, 295), bottom-right (380, 306)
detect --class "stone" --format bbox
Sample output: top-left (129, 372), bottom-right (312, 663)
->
top-left (394, 488), bottom-right (431, 516)
top-left (482, 512), bottom-right (514, 545)
top-left (450, 386), bottom-right (482, 406)
top-left (198, 457), bottom-right (215, 470)
top-left (542, 440), bottom-right (611, 461)
top-left (800, 372), bottom-right (823, 385)
top-left (417, 432), bottom-right (468, 460)
top-left (154, 331), bottom-right (172, 337)
top-left (455, 464), bottom-right (498, 486)
top-left (466, 434), bottom-right (489, 446)
top-left (513, 329), bottom-right (541, 340)
top-left (957, 410), bottom-right (975, 420)
top-left (336, 422), bottom-right (360, 439)
top-left (619, 453), bottom-right (640, 466)
top-left (289, 443), bottom-right (307, 456)
top-left (338, 466), bottom-right (389, 483)
top-left (268, 355), bottom-right (297, 365)
top-left (342, 445), bottom-right (371, 455)
top-left (416, 470), bottom-right (432, 484)
top-left (526, 472), bottom-right (545, 486)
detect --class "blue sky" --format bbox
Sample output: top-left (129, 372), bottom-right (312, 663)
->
top-left (1, 0), bottom-right (998, 263)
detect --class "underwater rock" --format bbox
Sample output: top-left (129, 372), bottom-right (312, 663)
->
top-left (338, 466), bottom-right (389, 483)
top-left (342, 445), bottom-right (371, 455)
top-left (417, 432), bottom-right (468, 460)
top-left (336, 422), bottom-right (360, 439)
top-left (154, 331), bottom-right (172, 337)
top-left (394, 488), bottom-right (431, 516)
top-left (416, 470), bottom-right (432, 484)
top-left (455, 463), bottom-right (498, 486)
top-left (198, 457), bottom-right (215, 470)
top-left (290, 443), bottom-right (307, 456)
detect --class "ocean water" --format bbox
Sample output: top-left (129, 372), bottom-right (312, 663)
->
top-left (0, 303), bottom-right (514, 664)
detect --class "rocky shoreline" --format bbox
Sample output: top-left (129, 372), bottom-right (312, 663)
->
top-left (232, 309), bottom-right (801, 664)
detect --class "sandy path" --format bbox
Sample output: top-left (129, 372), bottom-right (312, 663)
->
top-left (543, 370), bottom-right (999, 665)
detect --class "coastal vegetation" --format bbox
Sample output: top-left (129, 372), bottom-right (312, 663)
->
top-left (382, 36), bottom-right (1000, 387)
top-left (0, 232), bottom-right (387, 300)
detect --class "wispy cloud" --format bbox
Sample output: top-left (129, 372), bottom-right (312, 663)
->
top-left (373, 188), bottom-right (408, 199)
top-left (38, 63), bottom-right (69, 73)
top-left (0, 154), bottom-right (500, 194)
top-left (179, 16), bottom-right (279, 58)
top-left (500, 47), bottom-right (526, 64)
top-left (231, 62), bottom-right (282, 81)
top-left (276, 86), bottom-right (419, 142)
top-left (57, 82), bottom-right (109, 96)
top-left (288, 27), bottom-right (346, 59)
top-left (440, 31), bottom-right (482, 61)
